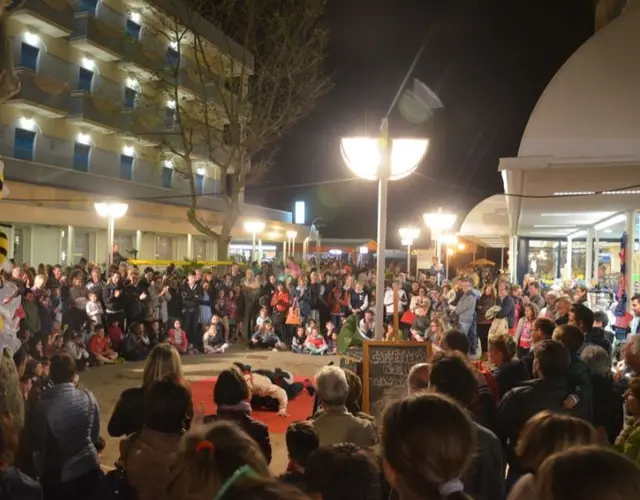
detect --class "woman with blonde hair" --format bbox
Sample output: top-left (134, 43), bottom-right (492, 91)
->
top-left (108, 343), bottom-right (191, 437)
top-left (165, 420), bottom-right (271, 500)
top-left (507, 411), bottom-right (598, 500)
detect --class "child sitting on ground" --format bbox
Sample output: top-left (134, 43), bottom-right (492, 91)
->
top-left (65, 330), bottom-right (90, 371)
top-left (304, 326), bottom-right (328, 355)
top-left (108, 319), bottom-right (126, 354)
top-left (251, 320), bottom-right (284, 350)
top-left (167, 319), bottom-right (189, 354)
top-left (203, 315), bottom-right (229, 354)
top-left (279, 421), bottom-right (320, 491)
top-left (292, 326), bottom-right (306, 354)
top-left (325, 322), bottom-right (338, 355)
top-left (88, 324), bottom-right (119, 365)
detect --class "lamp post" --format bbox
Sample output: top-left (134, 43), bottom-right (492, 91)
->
top-left (341, 123), bottom-right (429, 340)
top-left (399, 227), bottom-right (420, 277)
top-left (94, 202), bottom-right (129, 267)
top-left (244, 221), bottom-right (265, 263)
top-left (287, 230), bottom-right (297, 261)
top-left (423, 208), bottom-right (457, 263)
top-left (439, 234), bottom-right (458, 281)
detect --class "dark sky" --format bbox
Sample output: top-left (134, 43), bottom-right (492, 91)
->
top-left (246, 0), bottom-right (595, 245)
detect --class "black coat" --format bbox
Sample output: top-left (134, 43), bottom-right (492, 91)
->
top-left (204, 409), bottom-right (272, 464)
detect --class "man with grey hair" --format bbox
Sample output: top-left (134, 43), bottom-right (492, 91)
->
top-left (581, 344), bottom-right (624, 444)
top-left (311, 366), bottom-right (378, 449)
top-left (407, 363), bottom-right (431, 394)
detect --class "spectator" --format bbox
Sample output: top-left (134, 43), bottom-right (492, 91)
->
top-left (515, 303), bottom-right (540, 359)
top-left (108, 343), bottom-right (191, 437)
top-left (279, 421), bottom-right (319, 491)
top-left (537, 446), bottom-right (640, 500)
top-left (204, 368), bottom-right (272, 464)
top-left (572, 304), bottom-right (612, 357)
top-left (251, 320), bottom-right (282, 350)
top-left (311, 366), bottom-right (377, 449)
top-left (167, 319), bottom-right (189, 355)
top-left (304, 326), bottom-right (328, 355)
top-left (429, 352), bottom-right (505, 500)
top-left (407, 363), bottom-right (431, 394)
top-left (615, 376), bottom-right (640, 464)
top-left (488, 333), bottom-right (529, 399)
top-left (507, 411), bottom-right (598, 500)
top-left (117, 381), bottom-right (191, 500)
top-left (382, 393), bottom-right (475, 500)
top-left (203, 315), bottom-right (229, 354)
top-left (581, 345), bottom-right (623, 444)
top-left (31, 353), bottom-right (101, 500)
top-left (0, 411), bottom-right (42, 500)
top-left (520, 317), bottom-right (556, 378)
top-left (306, 444), bottom-right (381, 500)
top-left (87, 324), bottom-right (118, 365)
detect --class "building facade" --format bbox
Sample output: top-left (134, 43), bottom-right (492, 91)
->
top-left (2, 0), bottom-right (294, 266)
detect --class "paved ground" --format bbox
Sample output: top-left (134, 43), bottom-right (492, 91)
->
top-left (80, 346), bottom-right (337, 474)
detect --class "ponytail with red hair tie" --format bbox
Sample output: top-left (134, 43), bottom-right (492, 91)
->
top-left (196, 440), bottom-right (215, 454)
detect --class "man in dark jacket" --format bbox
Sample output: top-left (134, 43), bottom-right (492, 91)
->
top-left (182, 272), bottom-right (202, 351)
top-left (497, 340), bottom-right (589, 486)
top-left (102, 272), bottom-right (125, 329)
top-left (573, 303), bottom-right (612, 357)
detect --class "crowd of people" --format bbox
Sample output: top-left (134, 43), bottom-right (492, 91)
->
top-left (2, 250), bottom-right (640, 500)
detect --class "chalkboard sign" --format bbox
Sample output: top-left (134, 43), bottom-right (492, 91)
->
top-left (362, 341), bottom-right (432, 417)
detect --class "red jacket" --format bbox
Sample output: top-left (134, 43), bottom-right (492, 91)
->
top-left (270, 290), bottom-right (291, 313)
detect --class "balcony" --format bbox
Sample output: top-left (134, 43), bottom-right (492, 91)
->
top-left (70, 14), bottom-right (125, 62)
top-left (11, 0), bottom-right (74, 38)
top-left (9, 69), bottom-right (71, 118)
top-left (68, 93), bottom-right (129, 133)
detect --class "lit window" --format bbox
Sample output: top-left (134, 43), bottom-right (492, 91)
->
top-left (195, 173), bottom-right (204, 195)
top-left (20, 43), bottom-right (39, 71)
top-left (123, 87), bottom-right (137, 109)
top-left (77, 0), bottom-right (99, 14)
top-left (167, 47), bottom-right (179, 67)
top-left (120, 154), bottom-right (134, 180)
top-left (78, 67), bottom-right (94, 92)
top-left (14, 128), bottom-right (36, 161)
top-left (126, 18), bottom-right (141, 40)
top-left (162, 166), bottom-right (173, 188)
top-left (73, 143), bottom-right (91, 172)
top-left (164, 107), bottom-right (175, 128)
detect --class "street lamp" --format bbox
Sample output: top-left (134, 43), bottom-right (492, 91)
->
top-left (286, 230), bottom-right (297, 261)
top-left (399, 227), bottom-right (420, 277)
top-left (423, 208), bottom-right (457, 260)
top-left (94, 202), bottom-right (129, 266)
top-left (341, 129), bottom-right (429, 340)
top-left (244, 221), bottom-right (265, 263)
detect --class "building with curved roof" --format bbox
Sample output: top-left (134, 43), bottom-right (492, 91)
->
top-left (466, 1), bottom-right (640, 289)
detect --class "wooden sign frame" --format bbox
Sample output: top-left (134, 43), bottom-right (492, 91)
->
top-left (362, 340), bottom-right (433, 413)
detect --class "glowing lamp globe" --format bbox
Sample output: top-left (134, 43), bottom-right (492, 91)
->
top-left (94, 202), bottom-right (129, 219)
top-left (340, 137), bottom-right (429, 181)
top-left (399, 227), bottom-right (420, 242)
top-left (244, 221), bottom-right (265, 234)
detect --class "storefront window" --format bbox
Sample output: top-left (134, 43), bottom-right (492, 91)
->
top-left (527, 240), bottom-right (559, 282)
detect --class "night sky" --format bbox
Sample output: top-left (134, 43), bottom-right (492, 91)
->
top-left (246, 0), bottom-right (595, 245)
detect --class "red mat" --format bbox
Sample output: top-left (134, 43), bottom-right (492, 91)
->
top-left (190, 376), bottom-right (315, 434)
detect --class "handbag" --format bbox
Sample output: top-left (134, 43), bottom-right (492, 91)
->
top-left (286, 307), bottom-right (301, 326)
top-left (400, 310), bottom-right (415, 325)
top-left (97, 433), bottom-right (140, 500)
top-left (488, 317), bottom-right (508, 337)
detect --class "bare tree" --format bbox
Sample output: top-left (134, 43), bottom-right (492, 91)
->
top-left (129, 0), bottom-right (331, 259)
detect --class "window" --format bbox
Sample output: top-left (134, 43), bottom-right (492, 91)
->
top-left (78, 67), bottom-right (94, 92)
top-left (166, 47), bottom-right (179, 68)
top-left (194, 239), bottom-right (207, 260)
top-left (123, 87), bottom-right (137, 109)
top-left (77, 0), bottom-right (99, 14)
top-left (195, 174), bottom-right (204, 195)
top-left (126, 19), bottom-right (141, 40)
top-left (163, 107), bottom-right (175, 128)
top-left (155, 236), bottom-right (174, 260)
top-left (162, 166), bottom-right (173, 188)
top-left (120, 154), bottom-right (134, 180)
top-left (73, 143), bottom-right (91, 172)
top-left (114, 234), bottom-right (133, 253)
top-left (14, 128), bottom-right (36, 161)
top-left (20, 43), bottom-right (39, 71)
